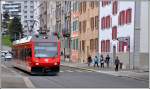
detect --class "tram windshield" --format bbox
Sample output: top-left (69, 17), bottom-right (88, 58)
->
top-left (34, 42), bottom-right (58, 58)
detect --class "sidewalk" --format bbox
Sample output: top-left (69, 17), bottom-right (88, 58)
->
top-left (61, 61), bottom-right (149, 82)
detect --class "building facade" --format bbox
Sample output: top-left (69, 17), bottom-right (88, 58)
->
top-left (61, 1), bottom-right (71, 62)
top-left (70, 1), bottom-right (80, 63)
top-left (2, 1), bottom-right (21, 19)
top-left (21, 0), bottom-right (34, 36)
top-left (99, 1), bottom-right (135, 69)
top-left (79, 1), bottom-right (99, 63)
top-left (33, 1), bottom-right (40, 34)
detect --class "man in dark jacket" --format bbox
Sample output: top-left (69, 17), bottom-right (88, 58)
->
top-left (105, 54), bottom-right (110, 68)
top-left (87, 55), bottom-right (92, 67)
top-left (114, 56), bottom-right (120, 71)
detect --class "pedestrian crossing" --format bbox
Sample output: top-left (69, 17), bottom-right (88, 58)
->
top-left (59, 69), bottom-right (94, 73)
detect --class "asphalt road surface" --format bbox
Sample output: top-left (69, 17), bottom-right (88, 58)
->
top-left (1, 60), bottom-right (149, 88)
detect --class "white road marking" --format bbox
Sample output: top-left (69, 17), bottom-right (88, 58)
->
top-left (60, 71), bottom-right (64, 72)
top-left (86, 70), bottom-right (92, 72)
top-left (66, 70), bottom-right (74, 72)
top-left (2, 64), bottom-right (35, 88)
top-left (75, 70), bottom-right (82, 72)
top-left (23, 77), bottom-right (35, 88)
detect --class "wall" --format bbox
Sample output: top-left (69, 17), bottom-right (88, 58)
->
top-left (99, 1), bottom-right (135, 69)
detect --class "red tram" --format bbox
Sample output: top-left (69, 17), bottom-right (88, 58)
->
top-left (12, 35), bottom-right (61, 74)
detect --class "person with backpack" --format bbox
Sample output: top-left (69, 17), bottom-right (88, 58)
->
top-left (94, 56), bottom-right (99, 68)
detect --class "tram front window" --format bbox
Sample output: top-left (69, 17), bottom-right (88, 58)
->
top-left (34, 43), bottom-right (58, 58)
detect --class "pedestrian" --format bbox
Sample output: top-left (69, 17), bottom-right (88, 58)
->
top-left (87, 55), bottom-right (92, 67)
top-left (114, 56), bottom-right (120, 71)
top-left (105, 54), bottom-right (110, 68)
top-left (100, 55), bottom-right (104, 68)
top-left (94, 56), bottom-right (99, 68)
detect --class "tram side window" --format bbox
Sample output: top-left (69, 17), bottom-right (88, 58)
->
top-left (22, 49), bottom-right (25, 60)
top-left (20, 49), bottom-right (23, 60)
top-left (27, 48), bottom-right (32, 57)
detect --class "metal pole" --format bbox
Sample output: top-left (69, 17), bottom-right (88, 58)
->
top-left (0, 12), bottom-right (2, 52)
top-left (129, 37), bottom-right (130, 69)
top-left (64, 37), bottom-right (65, 61)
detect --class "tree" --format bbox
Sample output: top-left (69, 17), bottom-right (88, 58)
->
top-left (3, 11), bottom-right (10, 21)
top-left (2, 11), bottom-right (10, 28)
top-left (8, 17), bottom-right (23, 42)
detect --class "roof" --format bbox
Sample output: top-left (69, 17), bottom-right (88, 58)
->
top-left (13, 35), bottom-right (57, 45)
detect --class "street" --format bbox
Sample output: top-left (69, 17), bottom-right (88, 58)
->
top-left (1, 60), bottom-right (148, 88)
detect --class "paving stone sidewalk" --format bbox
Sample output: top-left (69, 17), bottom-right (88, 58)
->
top-left (61, 61), bottom-right (149, 82)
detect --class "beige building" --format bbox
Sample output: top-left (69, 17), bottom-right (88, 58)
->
top-left (79, 1), bottom-right (99, 63)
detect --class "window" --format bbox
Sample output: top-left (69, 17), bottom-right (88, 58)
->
top-left (83, 20), bottom-right (86, 32)
top-left (30, 11), bottom-right (34, 13)
top-left (126, 8), bottom-right (132, 24)
top-left (79, 2), bottom-right (82, 14)
top-left (76, 39), bottom-right (78, 50)
top-left (101, 17), bottom-right (105, 29)
top-left (95, 38), bottom-right (98, 51)
top-left (24, 6), bottom-right (27, 8)
top-left (30, 6), bottom-right (33, 8)
top-left (24, 1), bottom-right (27, 4)
top-left (30, 1), bottom-right (33, 3)
top-left (101, 40), bottom-right (105, 52)
top-left (90, 1), bottom-right (94, 9)
top-left (119, 11), bottom-right (125, 25)
top-left (101, 16), bottom-right (111, 29)
top-left (30, 16), bottom-right (33, 18)
top-left (83, 2), bottom-right (86, 12)
top-left (90, 39), bottom-right (92, 50)
top-left (95, 16), bottom-right (99, 29)
top-left (72, 39), bottom-right (75, 50)
top-left (80, 41), bottom-right (82, 51)
top-left (24, 16), bottom-right (27, 18)
top-left (106, 16), bottom-right (111, 28)
top-left (95, 1), bottom-right (99, 7)
top-left (79, 21), bottom-right (82, 33)
top-left (82, 40), bottom-right (85, 52)
top-left (24, 11), bottom-right (27, 13)
top-left (112, 26), bottom-right (117, 40)
top-left (119, 41), bottom-right (128, 52)
top-left (90, 17), bottom-right (94, 30)
top-left (102, 1), bottom-right (111, 7)
top-left (112, 1), bottom-right (118, 15)
top-left (106, 40), bottom-right (110, 52)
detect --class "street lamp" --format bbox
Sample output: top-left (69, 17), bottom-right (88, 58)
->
top-left (125, 36), bottom-right (130, 69)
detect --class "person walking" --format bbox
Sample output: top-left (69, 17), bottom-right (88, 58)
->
top-left (87, 55), bottom-right (92, 67)
top-left (100, 55), bottom-right (104, 68)
top-left (114, 56), bottom-right (120, 71)
top-left (94, 56), bottom-right (99, 68)
top-left (105, 54), bottom-right (110, 68)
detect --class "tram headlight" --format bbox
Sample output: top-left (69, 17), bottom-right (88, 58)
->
top-left (35, 62), bottom-right (39, 65)
top-left (45, 59), bottom-right (49, 62)
top-left (54, 62), bottom-right (58, 65)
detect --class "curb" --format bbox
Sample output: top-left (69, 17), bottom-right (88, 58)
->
top-left (61, 64), bottom-right (149, 82)
top-left (60, 64), bottom-right (97, 72)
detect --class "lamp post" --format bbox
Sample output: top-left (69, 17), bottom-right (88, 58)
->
top-left (125, 36), bottom-right (130, 69)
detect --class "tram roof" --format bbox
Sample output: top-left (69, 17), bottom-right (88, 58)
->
top-left (13, 35), bottom-right (58, 45)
